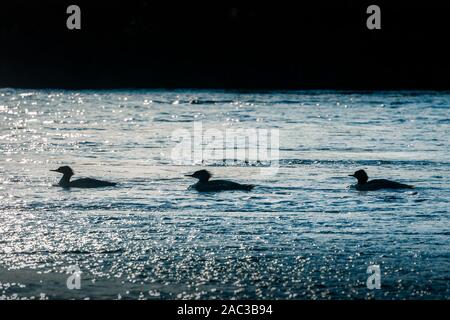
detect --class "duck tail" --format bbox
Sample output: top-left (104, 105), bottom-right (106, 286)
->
top-left (242, 184), bottom-right (255, 191)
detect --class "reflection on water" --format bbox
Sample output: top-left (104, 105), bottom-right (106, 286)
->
top-left (0, 89), bottom-right (449, 299)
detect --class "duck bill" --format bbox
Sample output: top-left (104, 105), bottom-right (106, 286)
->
top-left (348, 174), bottom-right (355, 177)
top-left (50, 169), bottom-right (59, 172)
top-left (185, 174), bottom-right (194, 177)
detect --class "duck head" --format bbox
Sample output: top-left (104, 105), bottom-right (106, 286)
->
top-left (50, 166), bottom-right (74, 177)
top-left (185, 169), bottom-right (212, 183)
top-left (349, 169), bottom-right (368, 184)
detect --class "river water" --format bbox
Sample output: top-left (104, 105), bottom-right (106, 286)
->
top-left (0, 89), bottom-right (449, 299)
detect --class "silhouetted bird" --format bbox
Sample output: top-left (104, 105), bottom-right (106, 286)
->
top-left (349, 169), bottom-right (414, 191)
top-left (185, 169), bottom-right (254, 192)
top-left (51, 166), bottom-right (117, 188)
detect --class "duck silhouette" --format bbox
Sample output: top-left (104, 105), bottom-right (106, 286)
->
top-left (185, 169), bottom-right (254, 192)
top-left (349, 169), bottom-right (414, 191)
top-left (51, 166), bottom-right (117, 188)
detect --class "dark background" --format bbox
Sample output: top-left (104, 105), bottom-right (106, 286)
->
top-left (1, 1), bottom-right (449, 90)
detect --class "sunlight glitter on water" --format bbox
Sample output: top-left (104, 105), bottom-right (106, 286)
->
top-left (0, 89), bottom-right (449, 299)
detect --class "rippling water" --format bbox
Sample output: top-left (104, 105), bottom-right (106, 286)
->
top-left (0, 89), bottom-right (449, 299)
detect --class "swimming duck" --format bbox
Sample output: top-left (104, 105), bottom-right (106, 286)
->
top-left (51, 166), bottom-right (117, 188)
top-left (185, 169), bottom-right (254, 192)
top-left (349, 169), bottom-right (414, 191)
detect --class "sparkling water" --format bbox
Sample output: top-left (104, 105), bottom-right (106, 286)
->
top-left (0, 89), bottom-right (449, 299)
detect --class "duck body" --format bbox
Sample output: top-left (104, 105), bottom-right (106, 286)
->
top-left (350, 169), bottom-right (414, 191)
top-left (191, 180), bottom-right (254, 192)
top-left (186, 170), bottom-right (254, 192)
top-left (60, 177), bottom-right (117, 188)
top-left (51, 166), bottom-right (117, 189)
top-left (354, 179), bottom-right (414, 191)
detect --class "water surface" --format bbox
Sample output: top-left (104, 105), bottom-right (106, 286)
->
top-left (0, 89), bottom-right (449, 299)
